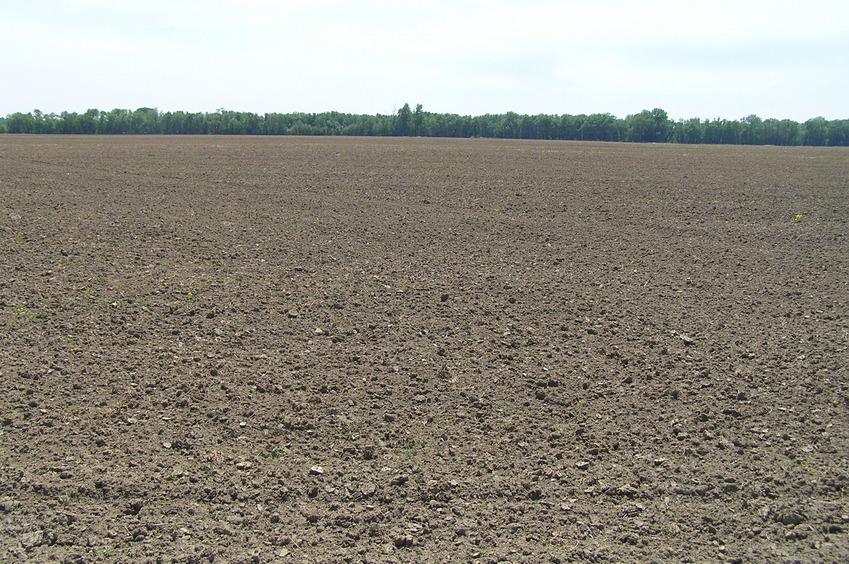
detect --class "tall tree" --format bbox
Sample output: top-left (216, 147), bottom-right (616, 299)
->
top-left (827, 119), bottom-right (849, 146)
top-left (803, 117), bottom-right (828, 146)
top-left (626, 110), bottom-right (655, 142)
top-left (412, 104), bottom-right (424, 136)
top-left (394, 103), bottom-right (412, 136)
top-left (740, 115), bottom-right (764, 145)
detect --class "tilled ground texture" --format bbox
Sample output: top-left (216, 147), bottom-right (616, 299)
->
top-left (1, 136), bottom-right (848, 562)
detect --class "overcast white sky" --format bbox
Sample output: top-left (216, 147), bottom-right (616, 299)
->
top-left (3, 0), bottom-right (847, 121)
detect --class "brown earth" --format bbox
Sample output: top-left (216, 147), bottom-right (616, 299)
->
top-left (1, 135), bottom-right (848, 563)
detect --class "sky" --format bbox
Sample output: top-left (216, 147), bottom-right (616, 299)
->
top-left (2, 0), bottom-right (848, 122)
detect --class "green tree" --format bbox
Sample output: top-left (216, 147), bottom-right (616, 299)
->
top-left (626, 109), bottom-right (670, 142)
top-left (558, 114), bottom-right (582, 140)
top-left (827, 119), bottom-right (849, 146)
top-left (580, 113), bottom-right (619, 141)
top-left (475, 114), bottom-right (495, 138)
top-left (289, 120), bottom-right (314, 135)
top-left (500, 112), bottom-right (519, 138)
top-left (31, 109), bottom-right (47, 133)
top-left (131, 107), bottom-right (159, 134)
top-left (6, 112), bottom-right (35, 133)
top-left (412, 104), bottom-right (424, 136)
top-left (58, 111), bottom-right (77, 133)
top-left (762, 118), bottom-right (801, 145)
top-left (626, 110), bottom-right (654, 142)
top-left (394, 103), bottom-right (412, 136)
top-left (75, 108), bottom-right (99, 134)
top-left (703, 118), bottom-right (726, 144)
top-left (723, 119), bottom-right (743, 144)
top-left (740, 115), bottom-right (764, 145)
top-left (803, 117), bottom-right (828, 146)
top-left (652, 108), bottom-right (671, 142)
top-left (672, 117), bottom-right (704, 144)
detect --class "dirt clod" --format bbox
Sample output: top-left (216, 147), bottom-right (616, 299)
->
top-left (776, 512), bottom-right (806, 526)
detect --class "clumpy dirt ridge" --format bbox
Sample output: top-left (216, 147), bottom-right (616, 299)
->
top-left (1, 136), bottom-right (848, 562)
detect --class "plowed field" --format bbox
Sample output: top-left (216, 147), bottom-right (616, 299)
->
top-left (1, 135), bottom-right (848, 562)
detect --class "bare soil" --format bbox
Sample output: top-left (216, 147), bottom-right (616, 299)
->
top-left (1, 135), bottom-right (848, 563)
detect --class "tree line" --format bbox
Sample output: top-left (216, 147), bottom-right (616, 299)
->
top-left (2, 105), bottom-right (847, 146)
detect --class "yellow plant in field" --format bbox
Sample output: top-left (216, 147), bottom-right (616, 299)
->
top-left (794, 214), bottom-right (804, 221)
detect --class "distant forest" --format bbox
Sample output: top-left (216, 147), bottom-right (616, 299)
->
top-left (2, 104), bottom-right (847, 146)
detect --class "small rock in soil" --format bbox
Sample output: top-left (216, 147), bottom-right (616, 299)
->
top-left (394, 535), bottom-right (414, 548)
top-left (19, 531), bottom-right (43, 549)
top-left (775, 512), bottom-right (806, 526)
